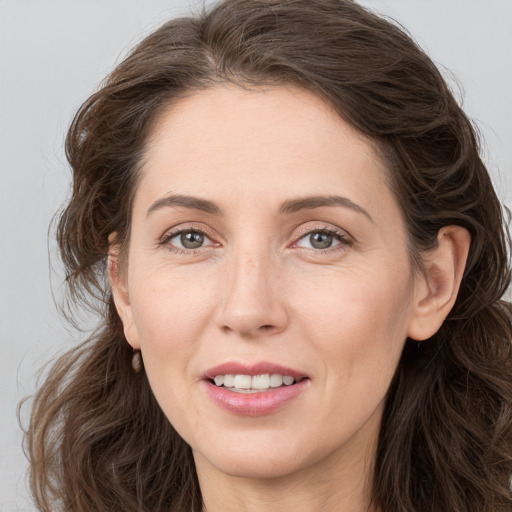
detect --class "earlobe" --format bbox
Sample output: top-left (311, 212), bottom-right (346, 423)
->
top-left (407, 226), bottom-right (471, 341)
top-left (108, 238), bottom-right (141, 350)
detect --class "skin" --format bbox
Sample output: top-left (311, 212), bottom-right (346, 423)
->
top-left (111, 85), bottom-right (470, 512)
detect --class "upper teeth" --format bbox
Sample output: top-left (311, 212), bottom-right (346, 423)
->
top-left (213, 374), bottom-right (296, 391)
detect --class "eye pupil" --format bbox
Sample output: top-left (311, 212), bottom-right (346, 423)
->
top-left (181, 231), bottom-right (204, 249)
top-left (310, 232), bottom-right (333, 249)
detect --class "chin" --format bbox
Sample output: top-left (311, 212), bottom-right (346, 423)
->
top-left (191, 427), bottom-right (334, 481)
top-left (197, 449), bottom-right (308, 480)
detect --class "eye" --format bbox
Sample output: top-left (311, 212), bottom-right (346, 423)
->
top-left (294, 229), bottom-right (348, 250)
top-left (162, 229), bottom-right (214, 251)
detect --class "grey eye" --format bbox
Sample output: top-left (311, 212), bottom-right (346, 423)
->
top-left (180, 231), bottom-right (205, 249)
top-left (295, 230), bottom-right (343, 250)
top-left (309, 232), bottom-right (334, 249)
top-left (168, 230), bottom-right (210, 250)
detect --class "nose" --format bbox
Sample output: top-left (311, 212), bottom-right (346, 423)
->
top-left (216, 246), bottom-right (289, 339)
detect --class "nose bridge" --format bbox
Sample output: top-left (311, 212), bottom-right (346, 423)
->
top-left (217, 236), bottom-right (287, 338)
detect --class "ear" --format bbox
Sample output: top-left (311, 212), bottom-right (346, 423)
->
top-left (407, 225), bottom-right (471, 341)
top-left (108, 235), bottom-right (141, 350)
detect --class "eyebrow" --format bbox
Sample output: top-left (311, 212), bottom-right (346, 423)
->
top-left (279, 195), bottom-right (373, 222)
top-left (147, 194), bottom-right (223, 217)
top-left (146, 193), bottom-right (372, 222)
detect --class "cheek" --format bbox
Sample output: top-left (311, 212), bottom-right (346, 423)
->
top-left (294, 264), bottom-right (413, 384)
top-left (128, 268), bottom-right (220, 431)
top-left (284, 267), bottom-right (413, 451)
top-left (128, 266), bottom-right (218, 374)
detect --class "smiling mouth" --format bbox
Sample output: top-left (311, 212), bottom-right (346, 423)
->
top-left (210, 373), bottom-right (305, 393)
top-left (204, 366), bottom-right (310, 415)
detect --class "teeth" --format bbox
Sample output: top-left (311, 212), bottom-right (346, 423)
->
top-left (212, 373), bottom-right (297, 391)
top-left (223, 374), bottom-right (235, 387)
top-left (270, 374), bottom-right (283, 388)
top-left (233, 375), bottom-right (252, 389)
top-left (252, 374), bottom-right (270, 389)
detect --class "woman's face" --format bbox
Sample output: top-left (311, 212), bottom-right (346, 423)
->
top-left (114, 85), bottom-right (423, 480)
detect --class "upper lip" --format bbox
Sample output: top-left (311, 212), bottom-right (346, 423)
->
top-left (203, 361), bottom-right (309, 381)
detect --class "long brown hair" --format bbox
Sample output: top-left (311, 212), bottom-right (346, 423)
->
top-left (25, 1), bottom-right (512, 510)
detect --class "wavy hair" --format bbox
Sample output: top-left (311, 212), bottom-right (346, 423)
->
top-left (25, 1), bottom-right (512, 510)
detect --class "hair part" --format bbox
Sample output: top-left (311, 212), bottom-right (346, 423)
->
top-left (25, 1), bottom-right (512, 511)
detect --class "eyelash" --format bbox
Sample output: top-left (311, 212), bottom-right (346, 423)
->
top-left (158, 226), bottom-right (218, 254)
top-left (292, 225), bottom-right (352, 253)
top-left (158, 225), bottom-right (352, 254)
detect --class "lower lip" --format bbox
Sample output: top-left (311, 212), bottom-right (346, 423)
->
top-left (203, 379), bottom-right (309, 416)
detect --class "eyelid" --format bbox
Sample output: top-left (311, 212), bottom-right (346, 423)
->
top-left (292, 223), bottom-right (352, 241)
top-left (157, 222), bottom-right (352, 252)
top-left (158, 224), bottom-right (220, 249)
top-left (289, 223), bottom-right (353, 251)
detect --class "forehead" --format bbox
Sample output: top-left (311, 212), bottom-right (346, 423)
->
top-left (135, 84), bottom-right (394, 219)
top-left (146, 84), bottom-right (377, 161)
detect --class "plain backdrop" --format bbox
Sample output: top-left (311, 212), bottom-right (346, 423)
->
top-left (1, 1), bottom-right (511, 510)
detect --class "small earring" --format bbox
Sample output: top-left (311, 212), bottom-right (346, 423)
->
top-left (132, 350), bottom-right (142, 373)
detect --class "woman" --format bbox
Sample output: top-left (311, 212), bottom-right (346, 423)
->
top-left (27, 0), bottom-right (512, 510)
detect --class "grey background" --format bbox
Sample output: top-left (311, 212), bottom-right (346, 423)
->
top-left (1, 1), bottom-right (511, 510)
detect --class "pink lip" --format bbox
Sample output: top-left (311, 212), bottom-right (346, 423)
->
top-left (202, 361), bottom-right (310, 416)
